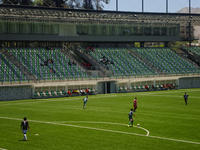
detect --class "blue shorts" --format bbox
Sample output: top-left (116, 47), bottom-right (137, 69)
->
top-left (23, 130), bottom-right (27, 134)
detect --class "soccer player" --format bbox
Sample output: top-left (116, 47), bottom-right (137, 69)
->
top-left (128, 108), bottom-right (135, 127)
top-left (133, 97), bottom-right (137, 112)
top-left (184, 92), bottom-right (189, 105)
top-left (83, 95), bottom-right (88, 109)
top-left (21, 117), bottom-right (29, 141)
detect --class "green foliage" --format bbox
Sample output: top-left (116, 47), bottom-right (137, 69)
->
top-left (0, 89), bottom-right (200, 150)
top-left (0, 0), bottom-right (110, 9)
top-left (169, 41), bottom-right (188, 51)
top-left (33, 0), bottom-right (43, 6)
top-left (2, 0), bottom-right (33, 5)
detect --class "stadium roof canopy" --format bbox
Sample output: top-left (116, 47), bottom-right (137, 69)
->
top-left (0, 4), bottom-right (200, 25)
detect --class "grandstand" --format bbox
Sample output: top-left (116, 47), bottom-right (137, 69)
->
top-left (133, 48), bottom-right (200, 74)
top-left (185, 46), bottom-right (200, 56)
top-left (6, 48), bottom-right (88, 80)
top-left (0, 4), bottom-right (200, 100)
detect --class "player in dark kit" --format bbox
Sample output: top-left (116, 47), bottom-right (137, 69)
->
top-left (128, 109), bottom-right (135, 127)
top-left (184, 92), bottom-right (189, 105)
top-left (21, 117), bottom-right (29, 141)
top-left (133, 97), bottom-right (137, 112)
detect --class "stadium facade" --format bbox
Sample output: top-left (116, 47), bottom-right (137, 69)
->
top-left (0, 5), bottom-right (200, 100)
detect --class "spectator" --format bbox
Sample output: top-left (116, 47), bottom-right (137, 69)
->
top-left (72, 61), bottom-right (76, 65)
top-left (85, 88), bottom-right (89, 94)
top-left (50, 68), bottom-right (56, 73)
top-left (80, 89), bottom-right (85, 95)
top-left (40, 58), bottom-right (54, 66)
top-left (67, 90), bottom-right (72, 96)
top-left (48, 59), bottom-right (54, 64)
top-left (72, 89), bottom-right (80, 96)
top-left (145, 85), bottom-right (149, 90)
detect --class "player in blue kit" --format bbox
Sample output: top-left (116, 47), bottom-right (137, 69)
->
top-left (184, 92), bottom-right (189, 105)
top-left (128, 108), bottom-right (135, 127)
top-left (83, 95), bottom-right (88, 109)
top-left (21, 117), bottom-right (29, 141)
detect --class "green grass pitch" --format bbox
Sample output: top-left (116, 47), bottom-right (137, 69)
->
top-left (0, 89), bottom-right (200, 150)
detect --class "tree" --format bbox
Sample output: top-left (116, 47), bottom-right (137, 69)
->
top-left (34, 0), bottom-right (67, 8)
top-left (95, 0), bottom-right (109, 10)
top-left (33, 0), bottom-right (43, 6)
top-left (83, 0), bottom-right (93, 10)
top-left (0, 0), bottom-right (110, 10)
top-left (42, 0), bottom-right (55, 7)
top-left (1, 0), bottom-right (33, 5)
top-left (66, 0), bottom-right (82, 9)
top-left (55, 0), bottom-right (66, 8)
top-left (1, 0), bottom-right (19, 5)
top-left (21, 0), bottom-right (33, 5)
top-left (68, 0), bottom-right (109, 10)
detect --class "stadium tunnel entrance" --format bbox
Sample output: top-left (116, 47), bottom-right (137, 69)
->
top-left (97, 81), bottom-right (117, 94)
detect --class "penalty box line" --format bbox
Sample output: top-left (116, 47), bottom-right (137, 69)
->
top-left (0, 116), bottom-right (200, 145)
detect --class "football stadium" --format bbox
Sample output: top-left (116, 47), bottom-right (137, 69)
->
top-left (0, 0), bottom-right (200, 150)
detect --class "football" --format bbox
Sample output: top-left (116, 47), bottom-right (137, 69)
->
top-left (137, 124), bottom-right (140, 127)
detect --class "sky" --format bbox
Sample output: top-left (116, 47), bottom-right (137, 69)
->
top-left (103, 0), bottom-right (200, 13)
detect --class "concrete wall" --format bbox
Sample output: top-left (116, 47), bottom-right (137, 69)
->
top-left (0, 76), bottom-right (199, 100)
top-left (0, 85), bottom-right (32, 101)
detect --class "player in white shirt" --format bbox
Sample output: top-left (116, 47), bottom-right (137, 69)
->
top-left (83, 95), bottom-right (88, 109)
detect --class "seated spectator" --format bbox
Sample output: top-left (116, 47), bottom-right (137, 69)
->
top-left (72, 61), bottom-right (76, 65)
top-left (48, 59), bottom-right (54, 64)
top-left (82, 62), bottom-right (92, 68)
top-left (80, 89), bottom-right (86, 95)
top-left (85, 88), bottom-right (89, 94)
top-left (67, 90), bottom-right (72, 96)
top-left (50, 68), bottom-right (56, 73)
top-left (41, 58), bottom-right (54, 66)
top-left (145, 85), bottom-right (149, 90)
top-left (99, 56), bottom-right (112, 66)
top-left (163, 84), bottom-right (167, 89)
top-left (44, 60), bottom-right (48, 66)
top-left (72, 89), bottom-right (80, 96)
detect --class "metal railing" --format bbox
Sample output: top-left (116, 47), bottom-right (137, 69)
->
top-left (1, 72), bottom-right (200, 86)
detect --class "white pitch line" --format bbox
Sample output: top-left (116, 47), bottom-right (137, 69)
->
top-left (0, 97), bottom-right (81, 106)
top-left (60, 121), bottom-right (149, 136)
top-left (0, 147), bottom-right (7, 150)
top-left (0, 116), bottom-right (200, 145)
